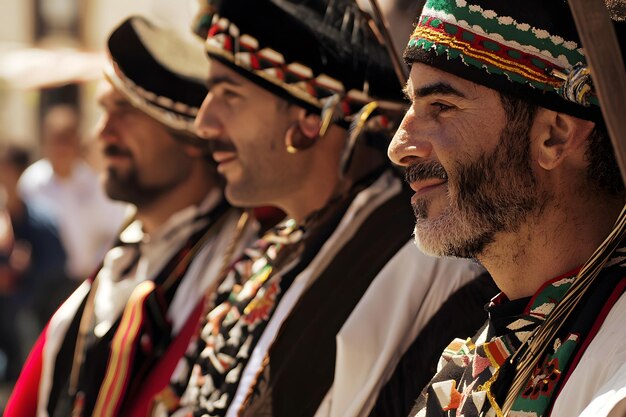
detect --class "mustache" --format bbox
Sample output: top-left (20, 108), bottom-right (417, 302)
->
top-left (103, 144), bottom-right (132, 157)
top-left (405, 161), bottom-right (448, 184)
top-left (209, 139), bottom-right (237, 153)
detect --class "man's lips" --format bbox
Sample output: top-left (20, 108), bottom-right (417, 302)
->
top-left (102, 145), bottom-right (132, 163)
top-left (410, 178), bottom-right (447, 196)
top-left (212, 151), bottom-right (237, 168)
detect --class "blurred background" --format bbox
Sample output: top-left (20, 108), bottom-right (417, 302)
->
top-left (0, 0), bottom-right (199, 150)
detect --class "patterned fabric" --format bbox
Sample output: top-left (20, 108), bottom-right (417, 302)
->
top-left (41, 200), bottom-right (230, 417)
top-left (411, 247), bottom-right (626, 417)
top-left (402, 0), bottom-right (626, 120)
top-left (162, 219), bottom-right (305, 417)
top-left (157, 170), bottom-right (416, 417)
top-left (367, 272), bottom-right (499, 417)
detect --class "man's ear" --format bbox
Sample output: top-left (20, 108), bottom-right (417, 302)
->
top-left (296, 109), bottom-right (322, 139)
top-left (534, 109), bottom-right (595, 171)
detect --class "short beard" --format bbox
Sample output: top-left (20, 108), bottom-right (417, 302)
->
top-left (411, 103), bottom-right (549, 259)
top-left (102, 144), bottom-right (189, 207)
top-left (104, 166), bottom-right (186, 208)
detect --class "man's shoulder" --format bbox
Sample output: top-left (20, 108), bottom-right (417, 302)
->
top-left (19, 159), bottom-right (54, 190)
top-left (552, 290), bottom-right (626, 416)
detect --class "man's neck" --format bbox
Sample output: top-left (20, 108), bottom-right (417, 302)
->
top-left (282, 145), bottom-right (384, 224)
top-left (51, 160), bottom-right (76, 179)
top-left (478, 192), bottom-right (624, 300)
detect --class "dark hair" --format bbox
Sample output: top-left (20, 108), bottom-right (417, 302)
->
top-left (0, 144), bottom-right (31, 173)
top-left (584, 121), bottom-right (624, 196)
top-left (498, 92), bottom-right (624, 196)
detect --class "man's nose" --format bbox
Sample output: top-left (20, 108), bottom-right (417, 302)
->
top-left (194, 93), bottom-right (223, 140)
top-left (388, 109), bottom-right (433, 167)
top-left (94, 114), bottom-right (117, 144)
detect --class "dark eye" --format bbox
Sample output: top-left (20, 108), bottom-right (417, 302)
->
top-left (431, 102), bottom-right (452, 112)
top-left (223, 89), bottom-right (240, 100)
top-left (428, 101), bottom-right (456, 118)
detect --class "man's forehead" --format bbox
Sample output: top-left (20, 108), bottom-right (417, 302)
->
top-left (207, 59), bottom-right (285, 104)
top-left (407, 63), bottom-right (482, 97)
top-left (207, 61), bottom-right (245, 86)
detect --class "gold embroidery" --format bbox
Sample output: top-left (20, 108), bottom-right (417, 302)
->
top-left (410, 26), bottom-right (561, 87)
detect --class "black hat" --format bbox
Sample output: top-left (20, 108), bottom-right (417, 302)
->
top-left (105, 16), bottom-right (209, 132)
top-left (192, 0), bottom-right (406, 124)
top-left (403, 0), bottom-right (626, 121)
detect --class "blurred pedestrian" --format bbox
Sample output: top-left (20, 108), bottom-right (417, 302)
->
top-left (19, 104), bottom-right (127, 283)
top-left (0, 144), bottom-right (66, 382)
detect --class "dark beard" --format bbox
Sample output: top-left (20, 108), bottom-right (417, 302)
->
top-left (450, 124), bottom-right (539, 258)
top-left (102, 146), bottom-right (180, 207)
top-left (408, 111), bottom-right (548, 259)
top-left (103, 167), bottom-right (162, 207)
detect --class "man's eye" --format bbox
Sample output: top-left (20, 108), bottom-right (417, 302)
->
top-left (431, 102), bottom-right (452, 112)
top-left (223, 89), bottom-right (240, 100)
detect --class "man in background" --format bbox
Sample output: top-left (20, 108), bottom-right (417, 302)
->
top-left (5, 16), bottom-right (249, 417)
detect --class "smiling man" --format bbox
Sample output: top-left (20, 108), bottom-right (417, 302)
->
top-left (388, 1), bottom-right (626, 416)
top-left (5, 16), bottom-right (249, 417)
top-left (149, 1), bottom-right (496, 417)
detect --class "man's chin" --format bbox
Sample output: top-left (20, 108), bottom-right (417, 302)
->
top-left (413, 213), bottom-right (471, 258)
top-left (413, 228), bottom-right (447, 258)
top-left (103, 177), bottom-right (134, 203)
top-left (414, 222), bottom-right (491, 259)
top-left (224, 186), bottom-right (256, 208)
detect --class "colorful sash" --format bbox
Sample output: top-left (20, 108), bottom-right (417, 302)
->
top-left (46, 200), bottom-right (230, 417)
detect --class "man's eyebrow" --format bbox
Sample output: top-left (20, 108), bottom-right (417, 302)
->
top-left (205, 75), bottom-right (242, 90)
top-left (97, 97), bottom-right (133, 109)
top-left (406, 82), bottom-right (466, 99)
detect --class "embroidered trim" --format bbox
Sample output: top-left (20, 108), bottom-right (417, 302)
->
top-left (104, 62), bottom-right (199, 133)
top-left (408, 18), bottom-right (564, 91)
top-left (203, 14), bottom-right (404, 117)
top-left (421, 2), bottom-right (585, 66)
top-left (404, 0), bottom-right (601, 109)
top-left (92, 280), bottom-right (155, 417)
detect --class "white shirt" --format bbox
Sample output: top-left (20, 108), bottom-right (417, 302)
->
top-left (92, 189), bottom-right (222, 337)
top-left (551, 292), bottom-right (626, 417)
top-left (19, 159), bottom-right (127, 279)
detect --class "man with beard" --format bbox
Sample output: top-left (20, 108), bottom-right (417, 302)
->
top-left (150, 1), bottom-right (497, 417)
top-left (388, 1), bottom-right (626, 416)
top-left (5, 16), bottom-right (250, 417)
